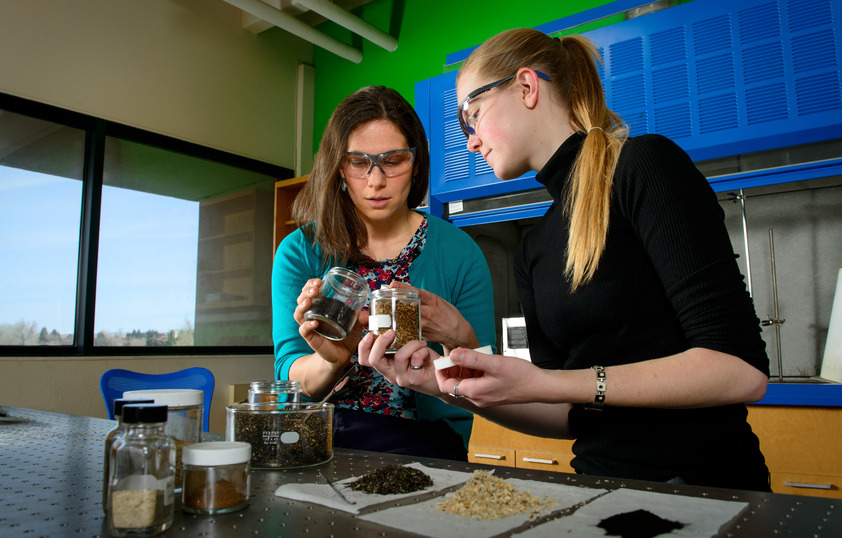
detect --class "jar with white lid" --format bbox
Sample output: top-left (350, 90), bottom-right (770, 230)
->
top-left (303, 267), bottom-right (369, 340)
top-left (123, 389), bottom-right (203, 490)
top-left (181, 442), bottom-right (251, 515)
top-left (369, 287), bottom-right (421, 353)
top-left (248, 380), bottom-right (302, 404)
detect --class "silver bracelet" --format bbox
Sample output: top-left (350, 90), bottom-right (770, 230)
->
top-left (588, 365), bottom-right (606, 410)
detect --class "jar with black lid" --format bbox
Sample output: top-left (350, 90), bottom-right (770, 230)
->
top-left (102, 397), bottom-right (154, 514)
top-left (108, 403), bottom-right (175, 537)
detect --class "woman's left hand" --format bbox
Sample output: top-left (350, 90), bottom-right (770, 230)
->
top-left (389, 281), bottom-right (479, 353)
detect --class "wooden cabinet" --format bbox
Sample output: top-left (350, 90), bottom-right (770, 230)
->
top-left (747, 405), bottom-right (842, 499)
top-left (468, 416), bottom-right (574, 473)
top-left (469, 406), bottom-right (842, 499)
top-left (273, 175), bottom-right (308, 254)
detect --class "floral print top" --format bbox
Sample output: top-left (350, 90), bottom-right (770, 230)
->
top-left (330, 215), bottom-right (428, 419)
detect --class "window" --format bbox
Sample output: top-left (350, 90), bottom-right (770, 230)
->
top-left (0, 112), bottom-right (84, 345)
top-left (0, 93), bottom-right (291, 353)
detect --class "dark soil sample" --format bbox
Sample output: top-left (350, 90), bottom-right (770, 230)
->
top-left (305, 297), bottom-right (357, 340)
top-left (348, 464), bottom-right (433, 495)
top-left (233, 410), bottom-right (331, 468)
top-left (597, 508), bottom-right (685, 538)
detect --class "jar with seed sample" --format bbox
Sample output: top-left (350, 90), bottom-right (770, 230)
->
top-left (369, 287), bottom-right (421, 353)
top-left (108, 403), bottom-right (175, 537)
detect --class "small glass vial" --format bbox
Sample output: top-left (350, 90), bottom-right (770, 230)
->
top-left (248, 380), bottom-right (302, 404)
top-left (123, 389), bottom-right (203, 490)
top-left (369, 287), bottom-right (421, 353)
top-left (108, 403), bottom-right (175, 537)
top-left (304, 267), bottom-right (369, 340)
top-left (181, 442), bottom-right (251, 514)
top-left (103, 398), bottom-right (154, 514)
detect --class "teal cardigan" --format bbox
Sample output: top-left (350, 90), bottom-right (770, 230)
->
top-left (271, 213), bottom-right (496, 447)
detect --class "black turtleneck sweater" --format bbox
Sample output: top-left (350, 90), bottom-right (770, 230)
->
top-left (515, 132), bottom-right (770, 491)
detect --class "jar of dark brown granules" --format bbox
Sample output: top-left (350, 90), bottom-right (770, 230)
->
top-left (303, 267), bottom-right (368, 341)
top-left (181, 442), bottom-right (251, 515)
top-left (369, 287), bottom-right (421, 353)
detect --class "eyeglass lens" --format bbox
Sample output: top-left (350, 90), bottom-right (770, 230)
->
top-left (343, 149), bottom-right (415, 179)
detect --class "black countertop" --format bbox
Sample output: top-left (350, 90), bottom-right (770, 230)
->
top-left (1, 406), bottom-right (839, 537)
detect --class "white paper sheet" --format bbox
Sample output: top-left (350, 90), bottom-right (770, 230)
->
top-left (358, 477), bottom-right (606, 538)
top-left (274, 462), bottom-right (475, 514)
top-left (512, 487), bottom-right (748, 538)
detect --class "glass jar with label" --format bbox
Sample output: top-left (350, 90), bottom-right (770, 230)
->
top-left (103, 397), bottom-right (154, 514)
top-left (369, 287), bottom-right (421, 353)
top-left (303, 267), bottom-right (369, 340)
top-left (182, 441), bottom-right (251, 515)
top-left (108, 403), bottom-right (175, 537)
top-left (247, 380), bottom-right (302, 404)
top-left (123, 388), bottom-right (203, 490)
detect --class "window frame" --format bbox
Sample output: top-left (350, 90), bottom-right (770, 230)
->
top-left (0, 91), bottom-right (293, 356)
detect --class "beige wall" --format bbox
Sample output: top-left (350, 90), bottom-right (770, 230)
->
top-left (0, 355), bottom-right (274, 434)
top-left (0, 0), bottom-right (312, 167)
top-left (0, 2), bottom-right (309, 430)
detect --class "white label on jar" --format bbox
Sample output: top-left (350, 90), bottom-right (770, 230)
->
top-left (280, 431), bottom-right (300, 444)
top-left (368, 314), bottom-right (391, 331)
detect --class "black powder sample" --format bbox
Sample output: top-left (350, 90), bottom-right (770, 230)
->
top-left (305, 297), bottom-right (357, 339)
top-left (597, 509), bottom-right (685, 538)
top-left (348, 464), bottom-right (433, 495)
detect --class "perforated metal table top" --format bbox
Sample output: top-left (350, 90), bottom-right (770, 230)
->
top-left (1, 406), bottom-right (839, 537)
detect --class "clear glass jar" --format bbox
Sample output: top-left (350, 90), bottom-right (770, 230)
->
top-left (369, 287), bottom-right (421, 353)
top-left (247, 380), bottom-right (302, 404)
top-left (182, 442), bottom-right (251, 515)
top-left (225, 402), bottom-right (333, 469)
top-left (303, 267), bottom-right (369, 340)
top-left (103, 397), bottom-right (154, 514)
top-left (108, 403), bottom-right (175, 537)
top-left (123, 389), bottom-right (203, 490)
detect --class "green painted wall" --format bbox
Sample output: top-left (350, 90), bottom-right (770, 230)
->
top-left (310, 0), bottom-right (611, 153)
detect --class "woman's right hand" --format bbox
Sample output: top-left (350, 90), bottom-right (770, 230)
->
top-left (294, 278), bottom-right (366, 367)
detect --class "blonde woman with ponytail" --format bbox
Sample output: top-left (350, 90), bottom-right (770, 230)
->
top-left (360, 28), bottom-right (772, 492)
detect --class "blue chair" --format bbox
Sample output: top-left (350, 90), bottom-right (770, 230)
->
top-left (100, 367), bottom-right (215, 431)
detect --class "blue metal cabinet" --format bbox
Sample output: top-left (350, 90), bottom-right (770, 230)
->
top-left (416, 0), bottom-right (842, 218)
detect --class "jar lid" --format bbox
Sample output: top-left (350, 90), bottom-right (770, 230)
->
top-left (183, 441), bottom-right (251, 466)
top-left (122, 403), bottom-right (169, 424)
top-left (113, 398), bottom-right (155, 416)
top-left (371, 287), bottom-right (419, 299)
top-left (123, 388), bottom-right (203, 407)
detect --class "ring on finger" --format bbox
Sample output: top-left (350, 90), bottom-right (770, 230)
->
top-left (451, 381), bottom-right (461, 398)
top-left (410, 365), bottom-right (423, 370)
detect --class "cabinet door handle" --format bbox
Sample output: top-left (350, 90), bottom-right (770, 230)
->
top-left (784, 481), bottom-right (832, 490)
top-left (473, 453), bottom-right (505, 460)
top-left (522, 457), bottom-right (556, 465)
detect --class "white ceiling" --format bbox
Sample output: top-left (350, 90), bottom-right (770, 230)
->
top-left (224, 0), bottom-right (387, 63)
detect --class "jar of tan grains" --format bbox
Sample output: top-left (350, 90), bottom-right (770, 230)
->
top-left (369, 287), bottom-right (421, 353)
